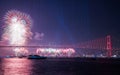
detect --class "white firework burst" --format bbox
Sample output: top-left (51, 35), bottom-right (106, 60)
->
top-left (2, 10), bottom-right (33, 56)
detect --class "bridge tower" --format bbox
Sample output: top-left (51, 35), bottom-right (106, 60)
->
top-left (106, 35), bottom-right (112, 57)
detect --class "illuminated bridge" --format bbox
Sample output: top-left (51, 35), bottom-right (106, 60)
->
top-left (0, 35), bottom-right (120, 57)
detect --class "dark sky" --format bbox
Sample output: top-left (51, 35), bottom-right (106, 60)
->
top-left (0, 0), bottom-right (120, 44)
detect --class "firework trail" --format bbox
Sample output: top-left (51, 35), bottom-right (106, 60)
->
top-left (2, 10), bottom-right (32, 56)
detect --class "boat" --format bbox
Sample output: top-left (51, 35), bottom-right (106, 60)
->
top-left (27, 55), bottom-right (47, 59)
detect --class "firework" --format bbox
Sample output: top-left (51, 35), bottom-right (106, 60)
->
top-left (13, 47), bottom-right (29, 56)
top-left (36, 48), bottom-right (75, 57)
top-left (2, 10), bottom-right (32, 56)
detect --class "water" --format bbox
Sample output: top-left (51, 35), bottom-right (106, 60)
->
top-left (0, 58), bottom-right (120, 75)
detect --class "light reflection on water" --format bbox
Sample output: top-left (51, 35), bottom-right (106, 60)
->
top-left (0, 58), bottom-right (78, 75)
top-left (0, 58), bottom-right (118, 75)
top-left (1, 58), bottom-right (32, 75)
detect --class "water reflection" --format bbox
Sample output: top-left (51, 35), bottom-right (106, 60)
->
top-left (0, 58), bottom-right (116, 75)
top-left (1, 58), bottom-right (32, 75)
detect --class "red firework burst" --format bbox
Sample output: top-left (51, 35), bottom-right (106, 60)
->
top-left (4, 10), bottom-right (32, 27)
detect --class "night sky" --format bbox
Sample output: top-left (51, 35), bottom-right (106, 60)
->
top-left (0, 0), bottom-right (120, 44)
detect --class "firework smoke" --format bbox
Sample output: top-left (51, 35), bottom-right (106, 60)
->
top-left (2, 10), bottom-right (32, 56)
top-left (34, 32), bottom-right (44, 40)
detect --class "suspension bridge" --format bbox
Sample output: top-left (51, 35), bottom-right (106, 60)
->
top-left (0, 35), bottom-right (120, 57)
